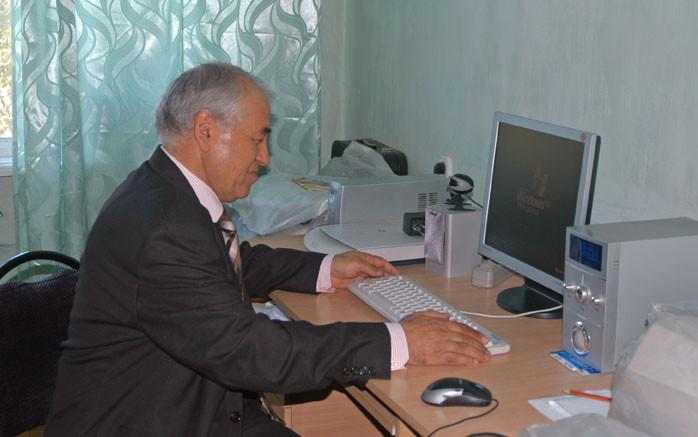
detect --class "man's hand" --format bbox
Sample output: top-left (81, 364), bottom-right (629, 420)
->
top-left (330, 251), bottom-right (399, 289)
top-left (401, 311), bottom-right (491, 366)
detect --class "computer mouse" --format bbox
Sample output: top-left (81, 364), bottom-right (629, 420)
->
top-left (421, 377), bottom-right (492, 407)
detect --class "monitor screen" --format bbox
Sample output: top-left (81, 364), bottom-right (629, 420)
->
top-left (479, 112), bottom-right (599, 318)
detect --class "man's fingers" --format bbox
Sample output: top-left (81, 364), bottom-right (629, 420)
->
top-left (439, 352), bottom-right (482, 366)
top-left (402, 311), bottom-right (493, 366)
top-left (432, 340), bottom-right (491, 366)
top-left (332, 251), bottom-right (398, 283)
top-left (439, 331), bottom-right (490, 359)
top-left (409, 311), bottom-right (489, 345)
top-left (447, 337), bottom-right (491, 362)
top-left (351, 251), bottom-right (398, 276)
top-left (405, 310), bottom-right (450, 320)
top-left (442, 319), bottom-right (490, 344)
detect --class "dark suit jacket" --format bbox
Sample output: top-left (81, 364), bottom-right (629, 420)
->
top-left (46, 148), bottom-right (390, 436)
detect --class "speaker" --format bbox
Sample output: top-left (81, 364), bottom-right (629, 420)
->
top-left (424, 205), bottom-right (482, 277)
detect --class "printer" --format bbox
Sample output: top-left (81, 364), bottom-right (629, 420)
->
top-left (304, 174), bottom-right (449, 261)
top-left (327, 174), bottom-right (447, 225)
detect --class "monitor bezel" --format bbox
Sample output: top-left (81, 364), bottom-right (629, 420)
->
top-left (478, 112), bottom-right (600, 297)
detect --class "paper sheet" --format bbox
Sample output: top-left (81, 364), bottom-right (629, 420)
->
top-left (529, 390), bottom-right (612, 421)
top-left (252, 301), bottom-right (291, 321)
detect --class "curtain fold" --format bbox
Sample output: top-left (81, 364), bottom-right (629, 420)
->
top-left (12, 0), bottom-right (320, 258)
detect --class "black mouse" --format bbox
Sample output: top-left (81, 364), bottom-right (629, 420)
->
top-left (421, 377), bottom-right (492, 407)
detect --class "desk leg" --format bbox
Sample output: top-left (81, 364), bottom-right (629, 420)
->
top-left (345, 386), bottom-right (417, 437)
top-left (264, 389), bottom-right (388, 437)
top-left (263, 392), bottom-right (291, 425)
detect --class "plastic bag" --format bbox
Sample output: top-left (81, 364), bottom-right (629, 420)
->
top-left (521, 301), bottom-right (698, 437)
top-left (231, 142), bottom-right (396, 236)
top-left (319, 141), bottom-right (395, 178)
top-left (607, 301), bottom-right (698, 437)
top-left (229, 173), bottom-right (330, 236)
top-left (520, 413), bottom-right (649, 437)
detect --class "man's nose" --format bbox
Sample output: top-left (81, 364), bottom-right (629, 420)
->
top-left (257, 139), bottom-right (270, 166)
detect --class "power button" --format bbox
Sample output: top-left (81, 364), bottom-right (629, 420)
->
top-left (571, 321), bottom-right (591, 355)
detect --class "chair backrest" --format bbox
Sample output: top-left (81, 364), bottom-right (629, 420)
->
top-left (0, 254), bottom-right (79, 436)
top-left (0, 251), bottom-right (80, 283)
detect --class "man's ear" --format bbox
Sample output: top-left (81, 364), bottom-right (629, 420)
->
top-left (193, 111), bottom-right (214, 151)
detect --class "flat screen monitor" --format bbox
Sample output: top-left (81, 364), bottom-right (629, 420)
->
top-left (479, 112), bottom-right (599, 318)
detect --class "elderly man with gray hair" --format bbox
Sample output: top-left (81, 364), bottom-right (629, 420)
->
top-left (45, 63), bottom-right (490, 436)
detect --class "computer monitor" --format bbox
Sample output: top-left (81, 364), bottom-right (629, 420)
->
top-left (478, 112), bottom-right (599, 319)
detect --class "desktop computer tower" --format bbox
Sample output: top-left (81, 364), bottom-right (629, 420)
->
top-left (424, 205), bottom-right (482, 277)
top-left (562, 217), bottom-right (698, 372)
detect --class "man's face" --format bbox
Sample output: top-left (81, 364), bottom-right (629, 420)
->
top-left (201, 90), bottom-right (271, 202)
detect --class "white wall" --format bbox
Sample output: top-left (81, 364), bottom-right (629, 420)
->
top-left (320, 0), bottom-right (698, 224)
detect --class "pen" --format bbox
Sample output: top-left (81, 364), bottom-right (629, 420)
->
top-left (563, 389), bottom-right (612, 402)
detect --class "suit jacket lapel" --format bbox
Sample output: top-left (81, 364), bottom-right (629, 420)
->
top-left (147, 147), bottom-right (239, 290)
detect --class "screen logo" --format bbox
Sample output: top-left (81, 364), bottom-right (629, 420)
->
top-left (516, 167), bottom-right (552, 216)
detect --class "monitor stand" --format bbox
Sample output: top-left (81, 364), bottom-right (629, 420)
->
top-left (496, 278), bottom-right (562, 319)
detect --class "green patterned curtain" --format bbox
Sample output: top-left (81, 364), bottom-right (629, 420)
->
top-left (11, 0), bottom-right (320, 258)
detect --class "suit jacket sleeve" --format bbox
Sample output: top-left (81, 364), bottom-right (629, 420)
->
top-left (133, 218), bottom-right (390, 394)
top-left (237, 240), bottom-right (325, 298)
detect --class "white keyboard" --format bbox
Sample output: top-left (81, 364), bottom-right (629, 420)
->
top-left (348, 275), bottom-right (510, 355)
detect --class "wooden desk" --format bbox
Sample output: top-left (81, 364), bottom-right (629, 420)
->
top-left (255, 236), bottom-right (613, 436)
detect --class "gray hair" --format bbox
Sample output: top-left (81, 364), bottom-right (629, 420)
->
top-left (155, 62), bottom-right (272, 144)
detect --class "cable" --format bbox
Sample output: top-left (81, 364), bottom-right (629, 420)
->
top-left (411, 222), bottom-right (425, 236)
top-left (466, 193), bottom-right (483, 208)
top-left (426, 398), bottom-right (499, 437)
top-left (461, 305), bottom-right (562, 319)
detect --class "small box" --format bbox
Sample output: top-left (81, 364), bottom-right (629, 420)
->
top-left (424, 205), bottom-right (482, 278)
top-left (472, 260), bottom-right (512, 288)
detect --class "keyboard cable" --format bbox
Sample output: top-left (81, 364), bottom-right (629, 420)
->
top-left (461, 305), bottom-right (562, 319)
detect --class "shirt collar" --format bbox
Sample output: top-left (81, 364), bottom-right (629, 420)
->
top-left (160, 145), bottom-right (224, 223)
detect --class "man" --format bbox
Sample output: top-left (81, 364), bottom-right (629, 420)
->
top-left (46, 63), bottom-right (490, 436)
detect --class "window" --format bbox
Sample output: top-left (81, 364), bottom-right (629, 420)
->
top-left (0, 0), bottom-right (10, 159)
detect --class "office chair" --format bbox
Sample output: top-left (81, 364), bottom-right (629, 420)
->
top-left (0, 251), bottom-right (80, 437)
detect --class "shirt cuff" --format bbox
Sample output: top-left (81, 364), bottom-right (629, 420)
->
top-left (386, 322), bottom-right (409, 371)
top-left (316, 254), bottom-right (335, 292)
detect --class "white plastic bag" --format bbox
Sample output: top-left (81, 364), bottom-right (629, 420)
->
top-left (607, 301), bottom-right (698, 437)
top-left (231, 142), bottom-right (396, 236)
top-left (520, 413), bottom-right (649, 437)
top-left (230, 173), bottom-right (330, 236)
top-left (319, 141), bottom-right (395, 178)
